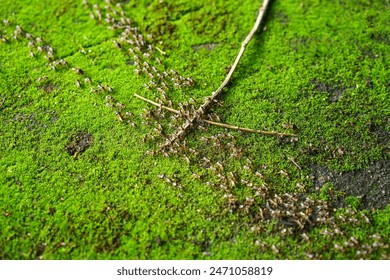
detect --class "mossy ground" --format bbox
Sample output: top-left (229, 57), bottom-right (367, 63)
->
top-left (0, 0), bottom-right (389, 259)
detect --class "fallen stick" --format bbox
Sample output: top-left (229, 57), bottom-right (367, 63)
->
top-left (134, 93), bottom-right (297, 137)
top-left (161, 0), bottom-right (272, 148)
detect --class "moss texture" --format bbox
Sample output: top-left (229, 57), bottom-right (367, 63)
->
top-left (0, 0), bottom-right (389, 259)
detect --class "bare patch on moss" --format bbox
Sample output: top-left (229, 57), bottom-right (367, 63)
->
top-left (192, 42), bottom-right (219, 52)
top-left (310, 79), bottom-right (345, 102)
top-left (311, 159), bottom-right (390, 210)
top-left (272, 11), bottom-right (290, 26)
top-left (65, 131), bottom-right (94, 158)
top-left (39, 83), bottom-right (57, 94)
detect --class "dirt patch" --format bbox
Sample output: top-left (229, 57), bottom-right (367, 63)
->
top-left (310, 79), bottom-right (345, 102)
top-left (310, 159), bottom-right (390, 210)
top-left (273, 11), bottom-right (290, 26)
top-left (192, 42), bottom-right (219, 52)
top-left (147, 21), bottom-right (176, 40)
top-left (368, 120), bottom-right (389, 153)
top-left (11, 110), bottom-right (58, 131)
top-left (39, 83), bottom-right (57, 94)
top-left (65, 131), bottom-right (94, 158)
top-left (370, 30), bottom-right (390, 45)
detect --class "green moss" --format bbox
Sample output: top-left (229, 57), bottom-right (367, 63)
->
top-left (1, 0), bottom-right (389, 260)
top-left (345, 196), bottom-right (362, 211)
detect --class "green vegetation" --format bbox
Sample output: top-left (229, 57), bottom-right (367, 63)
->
top-left (0, 0), bottom-right (389, 259)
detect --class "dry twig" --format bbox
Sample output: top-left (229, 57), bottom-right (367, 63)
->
top-left (160, 0), bottom-right (272, 149)
top-left (134, 93), bottom-right (297, 137)
top-left (0, 97), bottom-right (5, 109)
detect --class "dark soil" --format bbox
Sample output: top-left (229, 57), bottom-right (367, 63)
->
top-left (311, 159), bottom-right (390, 210)
top-left (310, 79), bottom-right (345, 102)
top-left (65, 131), bottom-right (94, 158)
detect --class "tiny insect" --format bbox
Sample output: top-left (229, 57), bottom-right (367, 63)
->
top-left (348, 217), bottom-right (358, 223)
top-left (282, 193), bottom-right (294, 201)
top-left (186, 77), bottom-right (195, 86)
top-left (205, 179), bottom-right (216, 186)
top-left (25, 33), bottom-right (33, 39)
top-left (27, 41), bottom-right (35, 47)
top-left (320, 229), bottom-right (332, 236)
top-left (271, 245), bottom-right (279, 254)
top-left (280, 169), bottom-right (290, 178)
top-left (170, 69), bottom-right (178, 76)
top-left (0, 35), bottom-right (8, 43)
top-left (163, 152), bottom-right (169, 158)
top-left (45, 45), bottom-right (53, 53)
top-left (268, 199), bottom-right (278, 207)
top-left (113, 103), bottom-right (124, 110)
top-left (72, 67), bottom-right (84, 75)
top-left (97, 84), bottom-right (104, 91)
top-left (305, 197), bottom-right (315, 204)
top-left (11, 33), bottom-right (19, 40)
top-left (36, 76), bottom-right (48, 82)
top-left (334, 243), bottom-right (344, 252)
top-left (350, 237), bottom-right (359, 245)
top-left (44, 55), bottom-right (52, 61)
top-left (301, 233), bottom-right (310, 242)
top-left (147, 72), bottom-right (154, 79)
top-left (293, 220), bottom-right (304, 229)
top-left (113, 40), bottom-right (121, 49)
top-left (95, 10), bottom-right (102, 21)
top-left (142, 61), bottom-right (150, 68)
top-left (58, 59), bottom-right (67, 66)
top-left (115, 112), bottom-right (123, 122)
top-left (215, 162), bottom-right (224, 171)
top-left (183, 155), bottom-right (190, 163)
top-left (15, 25), bottom-right (23, 34)
top-left (243, 165), bottom-right (252, 172)
top-left (298, 211), bottom-right (309, 221)
top-left (360, 213), bottom-right (370, 224)
top-left (338, 214), bottom-right (346, 222)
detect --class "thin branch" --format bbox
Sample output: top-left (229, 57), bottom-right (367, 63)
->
top-left (288, 157), bottom-right (302, 170)
top-left (204, 119), bottom-right (297, 137)
top-left (134, 93), bottom-right (177, 113)
top-left (212, 0), bottom-right (271, 101)
top-left (155, 46), bottom-right (167, 56)
top-left (134, 93), bottom-right (297, 137)
top-left (0, 97), bottom-right (5, 109)
top-left (161, 0), bottom-right (272, 148)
